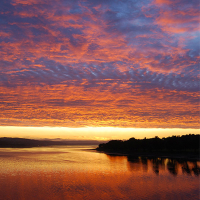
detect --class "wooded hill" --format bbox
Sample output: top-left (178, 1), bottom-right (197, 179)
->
top-left (97, 134), bottom-right (200, 155)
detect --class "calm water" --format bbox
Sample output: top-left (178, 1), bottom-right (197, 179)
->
top-left (0, 146), bottom-right (199, 200)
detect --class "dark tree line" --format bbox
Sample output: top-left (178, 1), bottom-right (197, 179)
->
top-left (97, 134), bottom-right (200, 154)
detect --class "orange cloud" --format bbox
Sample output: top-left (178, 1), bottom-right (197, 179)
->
top-left (0, 0), bottom-right (199, 129)
top-left (0, 83), bottom-right (199, 128)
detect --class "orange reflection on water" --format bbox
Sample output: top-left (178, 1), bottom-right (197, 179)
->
top-left (0, 147), bottom-right (199, 200)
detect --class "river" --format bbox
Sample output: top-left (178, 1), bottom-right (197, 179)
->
top-left (0, 146), bottom-right (199, 200)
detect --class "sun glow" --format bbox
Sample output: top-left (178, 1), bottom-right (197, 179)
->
top-left (0, 126), bottom-right (199, 141)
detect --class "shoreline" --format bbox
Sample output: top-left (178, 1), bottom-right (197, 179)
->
top-left (96, 149), bottom-right (200, 161)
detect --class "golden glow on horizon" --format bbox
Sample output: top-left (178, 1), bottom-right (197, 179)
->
top-left (0, 126), bottom-right (199, 141)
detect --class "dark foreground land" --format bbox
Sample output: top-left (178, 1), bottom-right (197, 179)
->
top-left (97, 134), bottom-right (200, 160)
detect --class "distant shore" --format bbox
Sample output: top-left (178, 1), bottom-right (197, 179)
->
top-left (0, 137), bottom-right (101, 148)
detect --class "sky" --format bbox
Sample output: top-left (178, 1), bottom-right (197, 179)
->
top-left (0, 0), bottom-right (199, 139)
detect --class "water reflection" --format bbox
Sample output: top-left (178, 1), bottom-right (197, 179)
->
top-left (107, 154), bottom-right (200, 176)
top-left (182, 161), bottom-right (191, 175)
top-left (126, 156), bottom-right (143, 172)
top-left (0, 147), bottom-right (199, 200)
top-left (152, 158), bottom-right (163, 174)
top-left (182, 161), bottom-right (200, 176)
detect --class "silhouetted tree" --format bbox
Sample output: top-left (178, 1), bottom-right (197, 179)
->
top-left (97, 134), bottom-right (200, 155)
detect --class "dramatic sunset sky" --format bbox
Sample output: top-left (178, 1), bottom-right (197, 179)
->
top-left (0, 0), bottom-right (199, 140)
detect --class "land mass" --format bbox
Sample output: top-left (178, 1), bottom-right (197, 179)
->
top-left (96, 134), bottom-right (200, 160)
top-left (0, 137), bottom-right (101, 148)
